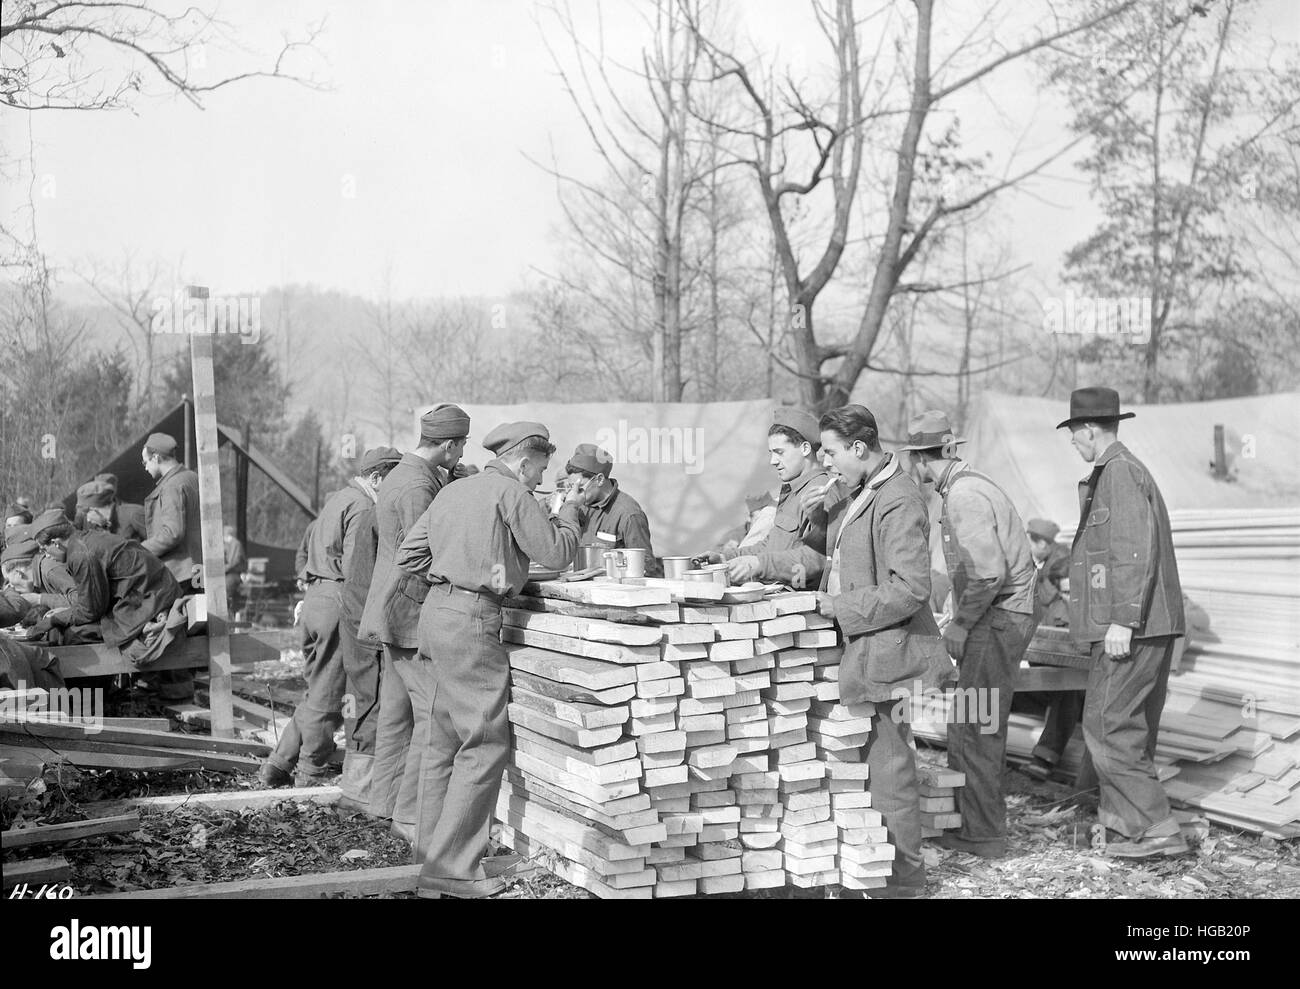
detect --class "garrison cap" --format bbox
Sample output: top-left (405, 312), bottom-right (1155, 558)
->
top-left (1026, 518), bottom-right (1061, 543)
top-left (566, 443), bottom-right (615, 478)
top-left (145, 433), bottom-right (179, 457)
top-left (1, 528), bottom-right (38, 564)
top-left (29, 508), bottom-right (72, 542)
top-left (420, 404), bottom-right (471, 442)
top-left (358, 446), bottom-right (402, 474)
top-left (5, 503), bottom-right (32, 526)
top-left (94, 473), bottom-right (119, 491)
top-left (77, 480), bottom-right (116, 510)
top-left (771, 407), bottom-right (822, 450)
top-left (483, 421), bottom-right (550, 456)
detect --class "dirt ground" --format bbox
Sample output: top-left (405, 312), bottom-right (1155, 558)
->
top-left (4, 756), bottom-right (1297, 899)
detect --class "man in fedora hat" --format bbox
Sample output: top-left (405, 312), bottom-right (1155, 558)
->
top-left (261, 446), bottom-right (402, 788)
top-left (708, 407), bottom-right (831, 587)
top-left (903, 410), bottom-right (1037, 858)
top-left (1058, 386), bottom-right (1187, 858)
top-left (563, 443), bottom-right (661, 577)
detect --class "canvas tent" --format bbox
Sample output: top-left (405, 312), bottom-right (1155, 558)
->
top-left (412, 400), bottom-right (779, 557)
top-left (61, 399), bottom-right (316, 581)
top-left (960, 390), bottom-right (1300, 531)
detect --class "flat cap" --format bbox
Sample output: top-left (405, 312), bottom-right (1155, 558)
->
top-left (1, 529), bottom-right (39, 564)
top-left (566, 443), bottom-right (615, 478)
top-left (358, 446), bottom-right (402, 474)
top-left (29, 508), bottom-right (72, 541)
top-left (772, 407), bottom-right (822, 449)
top-left (421, 403), bottom-right (471, 442)
top-left (483, 421), bottom-right (550, 456)
top-left (145, 433), bottom-right (179, 456)
top-left (77, 480), bottom-right (116, 509)
top-left (1026, 518), bottom-right (1061, 543)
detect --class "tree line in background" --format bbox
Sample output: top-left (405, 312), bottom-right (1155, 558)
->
top-left (4, 0), bottom-right (1300, 549)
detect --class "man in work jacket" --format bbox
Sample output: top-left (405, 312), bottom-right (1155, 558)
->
top-left (563, 442), bottom-right (660, 576)
top-left (356, 404), bottom-right (470, 829)
top-left (814, 404), bottom-right (953, 898)
top-left (261, 446), bottom-right (401, 787)
top-left (904, 410), bottom-right (1037, 859)
top-left (712, 407), bottom-right (831, 589)
top-left (394, 420), bottom-right (598, 898)
top-left (1059, 386), bottom-right (1187, 858)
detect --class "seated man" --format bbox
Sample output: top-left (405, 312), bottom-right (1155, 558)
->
top-left (29, 505), bottom-right (182, 663)
top-left (85, 474), bottom-right (148, 542)
top-left (564, 443), bottom-right (660, 577)
top-left (710, 408), bottom-right (830, 588)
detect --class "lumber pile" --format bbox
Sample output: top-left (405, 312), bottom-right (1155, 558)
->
top-left (494, 579), bottom-right (964, 898)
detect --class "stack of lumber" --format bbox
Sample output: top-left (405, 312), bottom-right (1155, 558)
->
top-left (494, 578), bottom-right (963, 898)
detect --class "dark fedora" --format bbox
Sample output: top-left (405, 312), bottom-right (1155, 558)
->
top-left (1056, 386), bottom-right (1136, 430)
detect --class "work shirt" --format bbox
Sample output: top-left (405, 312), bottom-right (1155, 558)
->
top-left (1068, 441), bottom-right (1184, 642)
top-left (396, 459), bottom-right (581, 598)
top-left (935, 461), bottom-right (1036, 629)
top-left (48, 535), bottom-right (111, 631)
top-left (33, 553), bottom-right (77, 609)
top-left (358, 453), bottom-right (448, 648)
top-left (1034, 542), bottom-right (1071, 627)
top-left (142, 463), bottom-right (202, 583)
top-left (79, 530), bottom-right (180, 646)
top-left (341, 504), bottom-right (379, 624)
top-left (113, 502), bottom-right (148, 542)
top-left (579, 480), bottom-right (660, 577)
top-left (303, 480), bottom-right (374, 583)
top-left (724, 466), bottom-right (830, 586)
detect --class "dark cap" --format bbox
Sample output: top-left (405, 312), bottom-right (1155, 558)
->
top-left (484, 421), bottom-right (550, 456)
top-left (771, 407), bottom-right (822, 449)
top-left (1026, 518), bottom-right (1061, 542)
top-left (4, 503), bottom-right (32, 526)
top-left (0, 527), bottom-right (38, 564)
top-left (1056, 386), bottom-right (1136, 430)
top-left (29, 508), bottom-right (72, 542)
top-left (145, 433), bottom-right (179, 457)
top-left (77, 480), bottom-right (116, 509)
top-left (566, 443), bottom-right (615, 478)
top-left (358, 446), bottom-right (402, 474)
top-left (420, 404), bottom-right (471, 442)
top-left (94, 473), bottom-right (119, 491)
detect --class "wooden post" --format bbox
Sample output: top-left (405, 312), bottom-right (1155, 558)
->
top-left (1212, 424), bottom-right (1228, 480)
top-left (235, 420), bottom-right (249, 547)
top-left (187, 286), bottom-right (235, 738)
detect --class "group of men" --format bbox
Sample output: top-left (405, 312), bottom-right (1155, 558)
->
top-left (1, 433), bottom-right (208, 698)
top-left (257, 383), bottom-right (1185, 899)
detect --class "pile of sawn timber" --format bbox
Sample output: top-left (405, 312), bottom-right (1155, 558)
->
top-left (494, 578), bottom-right (965, 898)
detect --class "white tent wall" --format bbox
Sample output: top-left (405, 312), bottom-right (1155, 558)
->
top-left (412, 399), bottom-right (778, 556)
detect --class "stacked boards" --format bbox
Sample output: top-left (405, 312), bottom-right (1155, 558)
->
top-left (494, 579), bottom-right (960, 897)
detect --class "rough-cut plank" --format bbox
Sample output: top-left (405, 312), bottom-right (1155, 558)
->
top-left (497, 826), bottom-right (651, 899)
top-left (504, 626), bottom-right (660, 665)
top-left (1, 855), bottom-right (70, 889)
top-left (0, 740), bottom-right (261, 773)
top-left (88, 865), bottom-right (422, 899)
top-left (524, 580), bottom-right (673, 608)
top-left (511, 725), bottom-right (637, 767)
top-left (0, 719), bottom-right (270, 756)
top-left (503, 608), bottom-right (663, 646)
top-left (771, 592), bottom-right (819, 615)
top-left (508, 686), bottom-right (629, 730)
top-left (512, 737), bottom-right (642, 786)
top-left (510, 750), bottom-right (641, 803)
top-left (507, 646), bottom-right (637, 690)
top-left (509, 669), bottom-right (634, 706)
top-left (505, 595), bottom-right (663, 626)
top-left (507, 705), bottom-right (625, 749)
top-left (84, 786), bottom-right (342, 818)
top-left (2, 813), bottom-right (140, 850)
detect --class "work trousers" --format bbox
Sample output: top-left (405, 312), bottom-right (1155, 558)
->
top-left (339, 612), bottom-right (382, 803)
top-left (156, 577), bottom-right (199, 700)
top-left (867, 698), bottom-right (925, 890)
top-left (413, 583), bottom-right (511, 894)
top-left (946, 606), bottom-right (1036, 848)
top-left (1031, 688), bottom-right (1086, 767)
top-left (368, 644), bottom-right (420, 825)
top-left (269, 581), bottom-right (346, 778)
top-left (1083, 635), bottom-right (1180, 839)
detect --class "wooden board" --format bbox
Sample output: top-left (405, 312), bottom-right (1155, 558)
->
top-left (503, 608), bottom-right (664, 646)
top-left (87, 864), bottom-right (422, 899)
top-left (0, 718), bottom-right (270, 756)
top-left (507, 705), bottom-right (625, 749)
top-left (1, 854), bottom-right (70, 890)
top-left (510, 669), bottom-right (635, 707)
top-left (1, 813), bottom-right (139, 850)
top-left (507, 646), bottom-right (637, 691)
top-left (503, 626), bottom-right (660, 665)
top-left (508, 686), bottom-right (629, 730)
top-left (525, 580), bottom-right (673, 608)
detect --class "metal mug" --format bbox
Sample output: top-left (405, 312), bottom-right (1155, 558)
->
top-left (619, 548), bottom-right (647, 579)
top-left (603, 551), bottom-right (623, 580)
top-left (576, 544), bottom-right (608, 571)
top-left (661, 556), bottom-right (692, 579)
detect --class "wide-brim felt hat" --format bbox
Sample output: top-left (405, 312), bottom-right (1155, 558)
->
top-left (1056, 386), bottom-right (1136, 429)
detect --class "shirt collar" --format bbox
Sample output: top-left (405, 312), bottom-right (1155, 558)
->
top-left (785, 466), bottom-right (827, 496)
top-left (594, 478), bottom-right (619, 511)
top-left (486, 459), bottom-right (519, 482)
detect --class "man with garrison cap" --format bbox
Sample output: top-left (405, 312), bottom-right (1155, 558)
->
top-left (708, 407), bottom-right (830, 587)
top-left (904, 410), bottom-right (1037, 859)
top-left (85, 473), bottom-right (147, 542)
top-left (261, 446), bottom-right (402, 788)
top-left (394, 420), bottom-right (600, 898)
top-left (1059, 386), bottom-right (1186, 858)
top-left (140, 434), bottom-right (202, 587)
top-left (354, 403), bottom-right (471, 826)
top-left (564, 443), bottom-right (660, 576)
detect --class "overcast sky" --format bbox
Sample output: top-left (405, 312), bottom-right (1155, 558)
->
top-left (4, 0), bottom-right (1296, 304)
